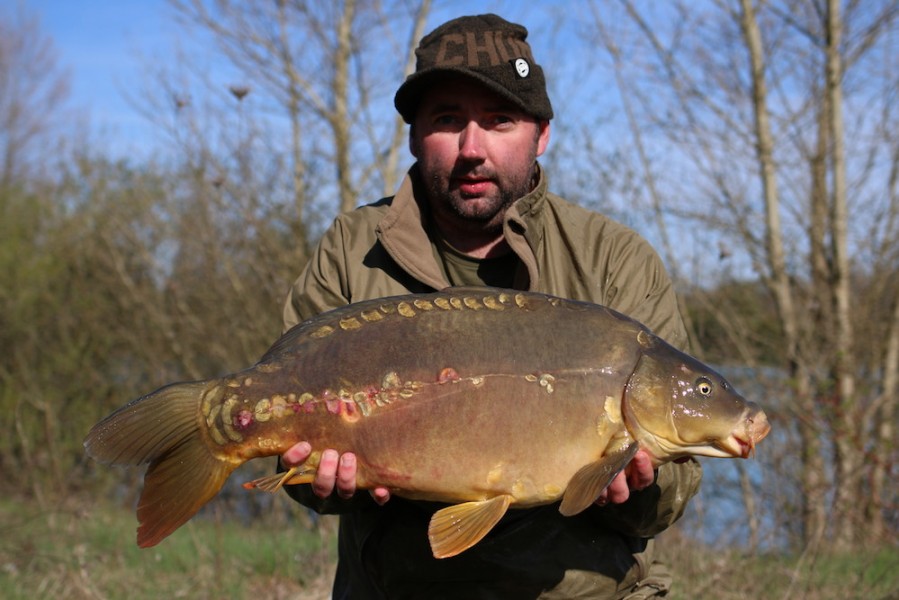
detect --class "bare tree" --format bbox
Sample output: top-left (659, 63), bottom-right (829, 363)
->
top-left (165, 0), bottom-right (430, 223)
top-left (737, 0), bottom-right (825, 547)
top-left (0, 6), bottom-right (70, 186)
top-left (584, 0), bottom-right (899, 551)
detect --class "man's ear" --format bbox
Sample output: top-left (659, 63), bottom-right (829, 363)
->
top-left (536, 120), bottom-right (551, 157)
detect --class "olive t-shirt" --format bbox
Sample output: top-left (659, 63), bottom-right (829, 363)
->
top-left (431, 237), bottom-right (520, 288)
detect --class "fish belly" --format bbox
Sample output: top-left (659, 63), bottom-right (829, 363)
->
top-left (315, 371), bottom-right (624, 506)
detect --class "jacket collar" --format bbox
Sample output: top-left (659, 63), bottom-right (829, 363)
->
top-left (375, 169), bottom-right (448, 290)
top-left (503, 165), bottom-right (546, 288)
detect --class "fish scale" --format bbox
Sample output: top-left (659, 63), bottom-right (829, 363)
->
top-left (84, 287), bottom-right (770, 558)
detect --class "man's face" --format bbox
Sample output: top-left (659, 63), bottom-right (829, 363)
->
top-left (410, 78), bottom-right (550, 235)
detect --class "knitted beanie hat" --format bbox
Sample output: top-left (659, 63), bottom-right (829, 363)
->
top-left (394, 14), bottom-right (553, 123)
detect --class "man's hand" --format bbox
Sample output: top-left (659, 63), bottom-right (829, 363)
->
top-left (281, 442), bottom-right (391, 505)
top-left (594, 449), bottom-right (655, 506)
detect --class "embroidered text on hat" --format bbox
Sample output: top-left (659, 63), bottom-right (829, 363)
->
top-left (432, 31), bottom-right (535, 69)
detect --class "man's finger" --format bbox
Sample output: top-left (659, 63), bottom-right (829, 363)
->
top-left (370, 487), bottom-right (391, 505)
top-left (595, 472), bottom-right (629, 506)
top-left (281, 441), bottom-right (312, 467)
top-left (626, 452), bottom-right (655, 490)
top-left (312, 449), bottom-right (339, 498)
top-left (336, 453), bottom-right (357, 499)
top-left (605, 471), bottom-right (631, 504)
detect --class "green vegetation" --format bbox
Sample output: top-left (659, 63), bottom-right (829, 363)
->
top-left (658, 534), bottom-right (899, 600)
top-left (0, 495), bottom-right (337, 600)
top-left (3, 495), bottom-right (896, 599)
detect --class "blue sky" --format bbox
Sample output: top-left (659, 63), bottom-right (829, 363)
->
top-left (16, 1), bottom-right (546, 159)
top-left (20, 1), bottom-right (182, 155)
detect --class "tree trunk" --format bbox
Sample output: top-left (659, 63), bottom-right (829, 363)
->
top-left (868, 291), bottom-right (899, 541)
top-left (383, 0), bottom-right (431, 196)
top-left (738, 0), bottom-right (827, 547)
top-left (276, 0), bottom-right (308, 243)
top-left (825, 0), bottom-right (861, 550)
top-left (334, 0), bottom-right (356, 214)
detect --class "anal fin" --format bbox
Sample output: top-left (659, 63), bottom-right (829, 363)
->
top-left (428, 494), bottom-right (513, 559)
top-left (243, 465), bottom-right (317, 492)
top-left (559, 441), bottom-right (639, 516)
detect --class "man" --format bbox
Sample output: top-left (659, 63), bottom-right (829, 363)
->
top-left (279, 13), bottom-right (702, 599)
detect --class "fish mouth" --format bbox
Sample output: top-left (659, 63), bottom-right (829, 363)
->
top-left (710, 434), bottom-right (755, 459)
top-left (733, 436), bottom-right (756, 459)
top-left (724, 410), bottom-right (771, 458)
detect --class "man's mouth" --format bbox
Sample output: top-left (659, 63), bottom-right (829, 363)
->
top-left (455, 177), bottom-right (493, 196)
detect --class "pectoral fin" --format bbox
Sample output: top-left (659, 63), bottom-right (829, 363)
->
top-left (243, 465), bottom-right (317, 492)
top-left (559, 441), bottom-right (639, 516)
top-left (428, 494), bottom-right (513, 559)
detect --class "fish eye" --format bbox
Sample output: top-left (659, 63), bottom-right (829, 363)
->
top-left (696, 377), bottom-right (713, 396)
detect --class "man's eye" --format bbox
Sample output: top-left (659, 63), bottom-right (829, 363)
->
top-left (434, 115), bottom-right (459, 126)
top-left (488, 115), bottom-right (515, 128)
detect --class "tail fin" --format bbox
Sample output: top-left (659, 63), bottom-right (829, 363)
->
top-left (84, 381), bottom-right (239, 548)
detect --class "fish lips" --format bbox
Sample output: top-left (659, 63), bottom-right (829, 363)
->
top-left (713, 407), bottom-right (771, 459)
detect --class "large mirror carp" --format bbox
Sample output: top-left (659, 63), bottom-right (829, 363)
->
top-left (85, 287), bottom-right (770, 558)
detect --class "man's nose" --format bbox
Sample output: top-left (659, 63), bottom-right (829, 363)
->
top-left (458, 121), bottom-right (486, 160)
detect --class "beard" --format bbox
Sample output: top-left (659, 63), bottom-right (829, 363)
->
top-left (422, 160), bottom-right (537, 234)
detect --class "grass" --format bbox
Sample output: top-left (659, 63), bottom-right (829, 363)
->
top-left (658, 533), bottom-right (899, 600)
top-left (3, 493), bottom-right (897, 599)
top-left (0, 492), bottom-right (338, 600)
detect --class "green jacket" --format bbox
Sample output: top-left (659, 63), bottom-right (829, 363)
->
top-left (283, 166), bottom-right (702, 599)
